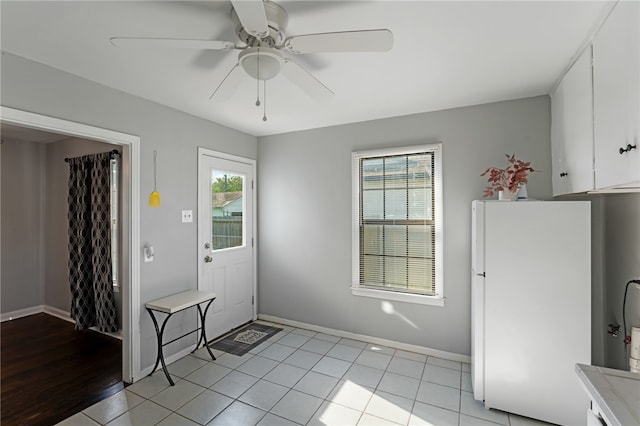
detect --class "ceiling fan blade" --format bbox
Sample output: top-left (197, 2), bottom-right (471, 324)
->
top-left (209, 63), bottom-right (245, 101)
top-left (281, 58), bottom-right (333, 101)
top-left (110, 37), bottom-right (236, 50)
top-left (284, 29), bottom-right (393, 54)
top-left (230, 0), bottom-right (269, 39)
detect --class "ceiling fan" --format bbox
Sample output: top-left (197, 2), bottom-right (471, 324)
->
top-left (110, 0), bottom-right (393, 119)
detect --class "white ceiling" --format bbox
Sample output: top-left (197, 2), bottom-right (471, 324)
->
top-left (1, 1), bottom-right (612, 137)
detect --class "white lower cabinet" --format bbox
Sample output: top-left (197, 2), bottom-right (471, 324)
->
top-left (576, 364), bottom-right (640, 426)
top-left (592, 0), bottom-right (640, 190)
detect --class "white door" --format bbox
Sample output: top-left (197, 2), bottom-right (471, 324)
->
top-left (198, 149), bottom-right (255, 340)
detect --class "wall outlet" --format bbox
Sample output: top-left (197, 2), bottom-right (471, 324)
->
top-left (182, 210), bottom-right (193, 223)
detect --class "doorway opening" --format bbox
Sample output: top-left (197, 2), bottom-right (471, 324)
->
top-left (0, 106), bottom-right (141, 382)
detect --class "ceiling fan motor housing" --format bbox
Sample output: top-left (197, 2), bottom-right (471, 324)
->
top-left (232, 0), bottom-right (289, 47)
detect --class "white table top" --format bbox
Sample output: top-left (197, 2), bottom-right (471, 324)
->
top-left (145, 290), bottom-right (216, 314)
top-left (576, 363), bottom-right (640, 426)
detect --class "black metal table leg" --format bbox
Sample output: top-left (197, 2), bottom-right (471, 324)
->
top-left (193, 299), bottom-right (216, 360)
top-left (146, 307), bottom-right (175, 386)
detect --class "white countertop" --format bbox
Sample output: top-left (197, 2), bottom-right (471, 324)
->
top-left (576, 363), bottom-right (640, 426)
top-left (145, 290), bottom-right (216, 314)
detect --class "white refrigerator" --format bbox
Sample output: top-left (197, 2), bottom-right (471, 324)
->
top-left (471, 200), bottom-right (591, 426)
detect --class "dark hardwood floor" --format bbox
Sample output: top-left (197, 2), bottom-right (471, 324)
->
top-left (1, 313), bottom-right (122, 426)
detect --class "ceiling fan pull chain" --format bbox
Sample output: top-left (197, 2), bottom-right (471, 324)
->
top-left (255, 47), bottom-right (261, 107)
top-left (263, 80), bottom-right (268, 122)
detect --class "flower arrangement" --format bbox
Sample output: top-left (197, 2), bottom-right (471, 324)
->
top-left (481, 154), bottom-right (537, 198)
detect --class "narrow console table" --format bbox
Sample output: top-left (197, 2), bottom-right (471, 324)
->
top-left (145, 290), bottom-right (217, 386)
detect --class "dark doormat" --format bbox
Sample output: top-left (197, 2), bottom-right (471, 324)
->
top-left (210, 322), bottom-right (283, 356)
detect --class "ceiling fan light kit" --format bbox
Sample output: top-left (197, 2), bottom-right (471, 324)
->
top-left (110, 0), bottom-right (394, 121)
top-left (239, 47), bottom-right (283, 81)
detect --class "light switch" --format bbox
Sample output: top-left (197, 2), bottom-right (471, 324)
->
top-left (144, 244), bottom-right (154, 263)
top-left (182, 210), bottom-right (193, 223)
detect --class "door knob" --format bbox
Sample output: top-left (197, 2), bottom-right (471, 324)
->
top-left (204, 255), bottom-right (213, 263)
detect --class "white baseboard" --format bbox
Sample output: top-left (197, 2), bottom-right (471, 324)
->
top-left (43, 305), bottom-right (74, 323)
top-left (258, 314), bottom-right (471, 364)
top-left (140, 345), bottom-right (195, 378)
top-left (43, 306), bottom-right (123, 340)
top-left (1, 305), bottom-right (72, 323)
top-left (1, 304), bottom-right (122, 340)
top-left (0, 305), bottom-right (45, 322)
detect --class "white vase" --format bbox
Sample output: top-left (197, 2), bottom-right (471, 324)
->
top-left (516, 183), bottom-right (528, 201)
top-left (498, 189), bottom-right (517, 201)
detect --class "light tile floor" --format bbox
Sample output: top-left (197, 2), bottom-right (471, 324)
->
top-left (57, 322), bottom-right (552, 426)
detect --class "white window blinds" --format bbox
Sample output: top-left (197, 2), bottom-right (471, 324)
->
top-left (353, 144), bottom-right (441, 299)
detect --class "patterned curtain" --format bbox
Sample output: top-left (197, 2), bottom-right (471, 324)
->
top-left (67, 152), bottom-right (118, 332)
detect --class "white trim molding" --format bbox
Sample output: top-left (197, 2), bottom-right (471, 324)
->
top-left (42, 305), bottom-right (74, 323)
top-left (0, 106), bottom-right (141, 383)
top-left (258, 314), bottom-right (471, 364)
top-left (351, 286), bottom-right (445, 307)
top-left (0, 305), bottom-right (44, 322)
top-left (351, 143), bottom-right (444, 306)
top-left (140, 345), bottom-right (195, 378)
top-left (1, 306), bottom-right (123, 341)
top-left (1, 305), bottom-right (71, 323)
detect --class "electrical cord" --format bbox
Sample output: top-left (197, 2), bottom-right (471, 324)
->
top-left (622, 279), bottom-right (640, 351)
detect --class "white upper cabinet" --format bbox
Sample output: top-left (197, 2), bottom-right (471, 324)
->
top-left (551, 47), bottom-right (594, 196)
top-left (592, 1), bottom-right (640, 190)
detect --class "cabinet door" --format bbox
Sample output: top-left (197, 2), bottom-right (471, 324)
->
top-left (551, 47), bottom-right (594, 196)
top-left (593, 1), bottom-right (640, 189)
top-left (551, 72), bottom-right (568, 195)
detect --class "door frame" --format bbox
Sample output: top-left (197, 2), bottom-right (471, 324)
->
top-left (197, 147), bottom-right (257, 323)
top-left (0, 106), bottom-right (142, 383)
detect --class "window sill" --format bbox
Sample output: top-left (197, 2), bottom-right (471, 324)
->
top-left (351, 287), bottom-right (445, 307)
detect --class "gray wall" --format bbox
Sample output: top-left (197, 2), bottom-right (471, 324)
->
top-left (590, 198), bottom-right (606, 367)
top-left (258, 96), bottom-right (553, 356)
top-left (603, 193), bottom-right (640, 370)
top-left (1, 139), bottom-right (46, 313)
top-left (1, 52), bottom-right (257, 369)
top-left (554, 193), bottom-right (607, 366)
top-left (1, 137), bottom-right (122, 322)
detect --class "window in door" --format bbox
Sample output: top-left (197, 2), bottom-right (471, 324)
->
top-left (211, 171), bottom-right (245, 251)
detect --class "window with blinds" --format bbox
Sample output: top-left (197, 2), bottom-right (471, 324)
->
top-left (352, 144), bottom-right (442, 303)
